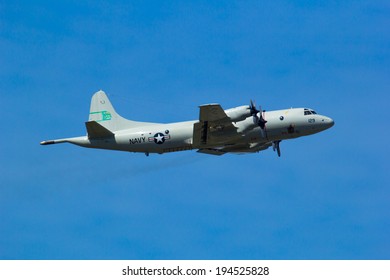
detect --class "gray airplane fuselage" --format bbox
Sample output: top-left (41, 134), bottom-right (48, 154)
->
top-left (54, 107), bottom-right (334, 155)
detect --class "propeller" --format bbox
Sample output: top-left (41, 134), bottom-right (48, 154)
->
top-left (249, 100), bottom-right (268, 135)
top-left (273, 140), bottom-right (281, 157)
top-left (249, 100), bottom-right (260, 116)
top-left (257, 106), bottom-right (267, 130)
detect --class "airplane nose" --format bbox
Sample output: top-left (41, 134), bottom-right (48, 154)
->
top-left (329, 118), bottom-right (334, 127)
top-left (322, 117), bottom-right (334, 129)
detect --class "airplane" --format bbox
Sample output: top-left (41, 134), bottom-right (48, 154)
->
top-left (40, 90), bottom-right (334, 157)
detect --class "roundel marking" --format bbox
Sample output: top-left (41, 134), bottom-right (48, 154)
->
top-left (154, 133), bottom-right (165, 144)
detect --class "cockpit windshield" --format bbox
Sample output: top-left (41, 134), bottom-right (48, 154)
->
top-left (304, 109), bottom-right (317, 115)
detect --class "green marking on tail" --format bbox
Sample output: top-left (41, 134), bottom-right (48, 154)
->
top-left (89, 110), bottom-right (112, 122)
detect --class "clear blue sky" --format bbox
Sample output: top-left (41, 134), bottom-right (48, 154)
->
top-left (1, 1), bottom-right (389, 259)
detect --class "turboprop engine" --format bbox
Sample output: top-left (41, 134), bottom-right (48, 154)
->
top-left (224, 101), bottom-right (269, 138)
top-left (225, 106), bottom-right (252, 122)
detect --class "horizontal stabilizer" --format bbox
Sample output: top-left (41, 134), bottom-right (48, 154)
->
top-left (85, 121), bottom-right (114, 139)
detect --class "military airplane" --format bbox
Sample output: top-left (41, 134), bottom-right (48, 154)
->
top-left (41, 90), bottom-right (334, 157)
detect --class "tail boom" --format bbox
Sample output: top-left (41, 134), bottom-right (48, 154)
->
top-left (40, 136), bottom-right (90, 147)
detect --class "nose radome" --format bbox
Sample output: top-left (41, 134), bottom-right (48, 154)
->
top-left (322, 117), bottom-right (334, 129)
top-left (329, 118), bottom-right (334, 127)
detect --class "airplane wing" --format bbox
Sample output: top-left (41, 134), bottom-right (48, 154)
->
top-left (193, 104), bottom-right (241, 148)
top-left (197, 142), bottom-right (272, 155)
top-left (198, 103), bottom-right (230, 122)
top-left (197, 148), bottom-right (227, 156)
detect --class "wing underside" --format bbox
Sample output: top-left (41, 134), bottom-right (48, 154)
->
top-left (197, 142), bottom-right (272, 155)
top-left (193, 104), bottom-right (240, 148)
top-left (193, 104), bottom-right (270, 155)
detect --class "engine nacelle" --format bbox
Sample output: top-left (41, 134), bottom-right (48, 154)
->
top-left (236, 118), bottom-right (258, 134)
top-left (225, 105), bottom-right (251, 122)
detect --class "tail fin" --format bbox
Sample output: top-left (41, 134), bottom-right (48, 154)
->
top-left (88, 90), bottom-right (149, 131)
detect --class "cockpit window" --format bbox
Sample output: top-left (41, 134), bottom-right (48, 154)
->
top-left (304, 109), bottom-right (317, 115)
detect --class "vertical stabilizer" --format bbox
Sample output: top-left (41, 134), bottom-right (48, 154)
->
top-left (89, 90), bottom-right (150, 131)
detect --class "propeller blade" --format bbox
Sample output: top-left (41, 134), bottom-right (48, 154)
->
top-left (250, 100), bottom-right (268, 138)
top-left (249, 100), bottom-right (260, 115)
top-left (257, 107), bottom-right (267, 129)
top-left (259, 121), bottom-right (265, 137)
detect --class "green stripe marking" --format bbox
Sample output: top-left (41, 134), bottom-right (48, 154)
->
top-left (89, 111), bottom-right (112, 121)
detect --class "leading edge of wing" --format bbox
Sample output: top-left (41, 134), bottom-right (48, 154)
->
top-left (198, 104), bottom-right (230, 122)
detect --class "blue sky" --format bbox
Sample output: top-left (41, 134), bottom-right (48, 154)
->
top-left (1, 1), bottom-right (389, 259)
